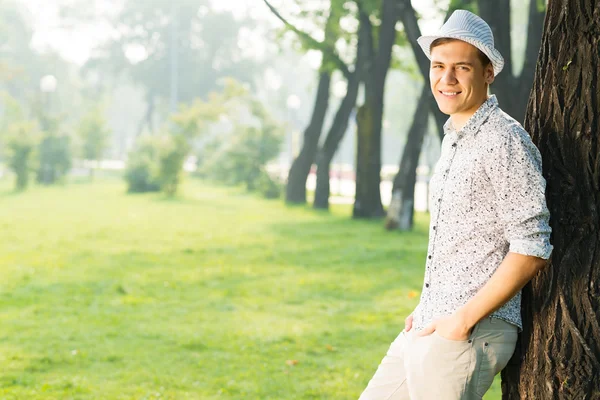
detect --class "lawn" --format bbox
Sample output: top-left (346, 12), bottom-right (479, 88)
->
top-left (0, 178), bottom-right (501, 399)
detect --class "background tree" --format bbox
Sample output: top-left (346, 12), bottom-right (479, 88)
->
top-left (78, 108), bottom-right (111, 180)
top-left (478, 0), bottom-right (545, 123)
top-left (200, 84), bottom-right (284, 196)
top-left (386, 0), bottom-right (472, 230)
top-left (384, 85), bottom-right (430, 230)
top-left (313, 13), bottom-right (366, 210)
top-left (5, 121), bottom-right (40, 191)
top-left (264, 0), bottom-right (349, 205)
top-left (36, 131), bottom-right (72, 185)
top-left (387, 0), bottom-right (545, 231)
top-left (352, 0), bottom-right (401, 218)
top-left (88, 0), bottom-right (258, 134)
top-left (502, 0), bottom-right (600, 398)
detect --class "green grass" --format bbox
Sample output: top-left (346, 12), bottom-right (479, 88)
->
top-left (0, 178), bottom-right (501, 399)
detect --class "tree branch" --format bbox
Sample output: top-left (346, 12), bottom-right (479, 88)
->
top-left (263, 0), bottom-right (351, 78)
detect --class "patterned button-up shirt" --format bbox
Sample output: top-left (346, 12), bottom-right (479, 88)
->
top-left (412, 95), bottom-right (553, 332)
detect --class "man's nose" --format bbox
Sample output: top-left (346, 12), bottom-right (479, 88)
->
top-left (441, 67), bottom-right (458, 84)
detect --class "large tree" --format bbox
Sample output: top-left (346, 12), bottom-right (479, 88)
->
top-left (87, 0), bottom-right (257, 134)
top-left (385, 0), bottom-right (471, 230)
top-left (478, 0), bottom-right (545, 123)
top-left (502, 0), bottom-right (600, 398)
top-left (313, 6), bottom-right (366, 210)
top-left (352, 0), bottom-right (400, 218)
top-left (384, 85), bottom-right (431, 230)
top-left (387, 0), bottom-right (545, 231)
top-left (263, 0), bottom-right (352, 205)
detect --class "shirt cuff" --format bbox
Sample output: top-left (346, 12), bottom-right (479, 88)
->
top-left (509, 239), bottom-right (553, 260)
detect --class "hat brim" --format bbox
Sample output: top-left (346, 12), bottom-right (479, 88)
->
top-left (417, 33), bottom-right (504, 76)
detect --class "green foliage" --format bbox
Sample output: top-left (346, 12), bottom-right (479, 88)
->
top-left (157, 134), bottom-right (189, 197)
top-left (202, 97), bottom-right (284, 193)
top-left (0, 92), bottom-right (26, 130)
top-left (125, 79), bottom-right (280, 197)
top-left (78, 108), bottom-right (111, 162)
top-left (152, 88), bottom-right (229, 197)
top-left (89, 0), bottom-right (258, 107)
top-left (536, 0), bottom-right (547, 12)
top-left (256, 169), bottom-right (283, 199)
top-left (76, 107), bottom-right (111, 181)
top-left (36, 133), bottom-right (72, 185)
top-left (169, 93), bottom-right (227, 140)
top-left (5, 121), bottom-right (40, 190)
top-left (124, 136), bottom-right (161, 193)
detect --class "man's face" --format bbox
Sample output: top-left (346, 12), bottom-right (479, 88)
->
top-left (429, 40), bottom-right (494, 122)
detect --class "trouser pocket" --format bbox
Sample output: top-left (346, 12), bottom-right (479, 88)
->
top-left (472, 321), bottom-right (518, 397)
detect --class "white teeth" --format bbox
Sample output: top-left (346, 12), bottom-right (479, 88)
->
top-left (442, 91), bottom-right (458, 95)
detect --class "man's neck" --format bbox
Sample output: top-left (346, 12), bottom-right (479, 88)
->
top-left (450, 96), bottom-right (489, 132)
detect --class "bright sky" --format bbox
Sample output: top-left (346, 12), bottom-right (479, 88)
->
top-left (18, 0), bottom-right (448, 66)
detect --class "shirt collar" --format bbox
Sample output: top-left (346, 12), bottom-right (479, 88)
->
top-left (443, 95), bottom-right (498, 138)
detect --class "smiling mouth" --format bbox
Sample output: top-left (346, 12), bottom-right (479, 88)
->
top-left (439, 90), bottom-right (461, 96)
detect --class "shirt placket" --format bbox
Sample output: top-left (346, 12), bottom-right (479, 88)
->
top-left (424, 131), bottom-right (461, 292)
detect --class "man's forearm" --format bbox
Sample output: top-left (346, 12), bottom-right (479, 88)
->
top-left (457, 252), bottom-right (548, 329)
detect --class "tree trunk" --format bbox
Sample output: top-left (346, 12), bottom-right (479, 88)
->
top-left (385, 85), bottom-right (431, 230)
top-left (136, 92), bottom-right (155, 137)
top-left (313, 76), bottom-right (360, 210)
top-left (501, 0), bottom-right (600, 398)
top-left (313, 19), bottom-right (366, 210)
top-left (284, 5), bottom-right (340, 204)
top-left (285, 71), bottom-right (331, 203)
top-left (478, 0), bottom-right (545, 123)
top-left (400, 0), bottom-right (466, 141)
top-left (353, 0), bottom-right (398, 219)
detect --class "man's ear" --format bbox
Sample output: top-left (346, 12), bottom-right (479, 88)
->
top-left (485, 65), bottom-right (495, 85)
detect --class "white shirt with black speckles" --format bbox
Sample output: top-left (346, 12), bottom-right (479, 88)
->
top-left (412, 95), bottom-right (553, 332)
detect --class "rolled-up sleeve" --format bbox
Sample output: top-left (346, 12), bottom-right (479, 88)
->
top-left (484, 125), bottom-right (553, 259)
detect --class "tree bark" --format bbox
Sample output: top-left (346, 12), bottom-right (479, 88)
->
top-left (353, 0), bottom-right (398, 219)
top-left (285, 70), bottom-right (331, 203)
top-left (385, 85), bottom-right (431, 230)
top-left (313, 20), bottom-right (366, 210)
top-left (501, 0), bottom-right (600, 398)
top-left (478, 0), bottom-right (545, 123)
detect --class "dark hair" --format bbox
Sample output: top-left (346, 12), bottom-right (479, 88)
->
top-left (430, 38), bottom-right (492, 69)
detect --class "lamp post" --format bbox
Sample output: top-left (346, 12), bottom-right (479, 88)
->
top-left (39, 75), bottom-right (57, 130)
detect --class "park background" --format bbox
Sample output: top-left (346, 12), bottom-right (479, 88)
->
top-left (0, 0), bottom-right (583, 399)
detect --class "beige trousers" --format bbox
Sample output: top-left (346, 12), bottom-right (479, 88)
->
top-left (358, 317), bottom-right (518, 400)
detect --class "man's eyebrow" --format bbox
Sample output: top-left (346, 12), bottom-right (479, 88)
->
top-left (431, 60), bottom-right (474, 66)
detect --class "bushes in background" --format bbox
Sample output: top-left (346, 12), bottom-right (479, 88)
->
top-left (5, 121), bottom-right (40, 191)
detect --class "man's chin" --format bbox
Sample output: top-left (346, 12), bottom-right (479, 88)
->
top-left (434, 102), bottom-right (455, 116)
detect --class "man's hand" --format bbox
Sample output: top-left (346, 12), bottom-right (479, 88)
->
top-left (417, 312), bottom-right (473, 341)
top-left (404, 313), bottom-right (414, 332)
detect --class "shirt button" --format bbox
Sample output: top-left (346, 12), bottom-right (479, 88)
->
top-left (432, 226), bottom-right (436, 230)
top-left (425, 283), bottom-right (430, 288)
top-left (428, 255), bottom-right (432, 259)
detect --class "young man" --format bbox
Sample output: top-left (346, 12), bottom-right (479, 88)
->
top-left (358, 10), bottom-right (553, 400)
